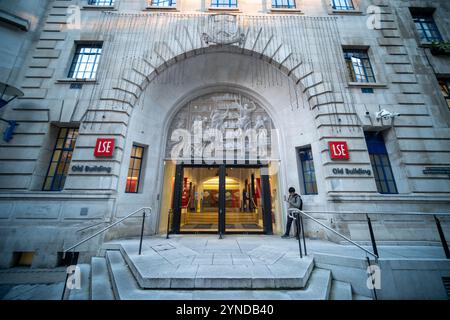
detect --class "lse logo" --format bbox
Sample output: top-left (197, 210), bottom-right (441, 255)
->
top-left (94, 138), bottom-right (115, 157)
top-left (329, 141), bottom-right (349, 160)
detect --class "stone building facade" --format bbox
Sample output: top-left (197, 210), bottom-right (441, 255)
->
top-left (0, 0), bottom-right (449, 267)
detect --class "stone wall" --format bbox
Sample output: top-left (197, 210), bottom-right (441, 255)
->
top-left (0, 0), bottom-right (449, 267)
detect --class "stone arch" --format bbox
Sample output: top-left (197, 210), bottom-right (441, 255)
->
top-left (101, 17), bottom-right (338, 117)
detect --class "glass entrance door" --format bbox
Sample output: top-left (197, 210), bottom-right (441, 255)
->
top-left (171, 164), bottom-right (273, 234)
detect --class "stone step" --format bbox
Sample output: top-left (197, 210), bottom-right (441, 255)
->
top-left (105, 250), bottom-right (332, 300)
top-left (114, 241), bottom-right (315, 289)
top-left (91, 257), bottom-right (115, 300)
top-left (329, 280), bottom-right (352, 300)
top-left (352, 293), bottom-right (373, 300)
top-left (67, 264), bottom-right (91, 300)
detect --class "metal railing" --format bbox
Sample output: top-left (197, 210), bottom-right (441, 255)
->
top-left (61, 207), bottom-right (151, 300)
top-left (63, 207), bottom-right (152, 256)
top-left (288, 208), bottom-right (379, 300)
top-left (301, 210), bottom-right (450, 260)
top-left (287, 209), bottom-right (450, 300)
top-left (288, 208), bottom-right (379, 259)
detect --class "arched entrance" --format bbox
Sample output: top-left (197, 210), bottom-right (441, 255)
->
top-left (160, 92), bottom-right (281, 235)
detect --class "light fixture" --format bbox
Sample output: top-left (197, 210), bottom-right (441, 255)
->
top-left (0, 82), bottom-right (23, 109)
top-left (0, 82), bottom-right (24, 142)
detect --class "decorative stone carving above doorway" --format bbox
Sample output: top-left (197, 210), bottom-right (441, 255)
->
top-left (166, 92), bottom-right (275, 162)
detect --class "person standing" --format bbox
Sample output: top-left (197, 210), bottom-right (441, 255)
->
top-left (281, 187), bottom-right (303, 239)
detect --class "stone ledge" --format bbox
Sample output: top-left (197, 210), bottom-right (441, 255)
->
top-left (268, 8), bottom-right (303, 14)
top-left (0, 9), bottom-right (30, 31)
top-left (348, 82), bottom-right (388, 88)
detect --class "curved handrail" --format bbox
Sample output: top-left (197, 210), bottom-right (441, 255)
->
top-left (63, 207), bottom-right (151, 254)
top-left (288, 208), bottom-right (379, 259)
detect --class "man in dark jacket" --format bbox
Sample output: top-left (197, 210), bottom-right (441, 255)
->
top-left (282, 187), bottom-right (302, 239)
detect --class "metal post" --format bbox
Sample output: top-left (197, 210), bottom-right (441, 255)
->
top-left (61, 251), bottom-right (78, 300)
top-left (434, 215), bottom-right (450, 259)
top-left (300, 215), bottom-right (307, 256)
top-left (138, 209), bottom-right (146, 255)
top-left (166, 209), bottom-right (172, 239)
top-left (295, 213), bottom-right (303, 258)
top-left (366, 214), bottom-right (379, 258)
top-left (366, 257), bottom-right (378, 300)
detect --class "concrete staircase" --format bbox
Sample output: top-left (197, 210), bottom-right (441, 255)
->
top-left (80, 237), bottom-right (367, 300)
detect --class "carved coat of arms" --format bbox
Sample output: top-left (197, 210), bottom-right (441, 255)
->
top-left (202, 14), bottom-right (246, 45)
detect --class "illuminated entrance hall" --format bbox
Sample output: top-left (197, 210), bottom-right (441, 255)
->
top-left (178, 166), bottom-right (272, 233)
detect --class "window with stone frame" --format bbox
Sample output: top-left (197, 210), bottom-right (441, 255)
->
top-left (410, 8), bottom-right (443, 43)
top-left (150, 0), bottom-right (176, 7)
top-left (88, 0), bottom-right (115, 5)
top-left (298, 147), bottom-right (318, 195)
top-left (365, 132), bottom-right (398, 195)
top-left (68, 43), bottom-right (103, 80)
top-left (210, 0), bottom-right (237, 8)
top-left (438, 78), bottom-right (450, 110)
top-left (125, 145), bottom-right (145, 193)
top-left (343, 49), bottom-right (376, 83)
top-left (331, 0), bottom-right (354, 10)
top-left (272, 0), bottom-right (296, 9)
top-left (43, 127), bottom-right (79, 191)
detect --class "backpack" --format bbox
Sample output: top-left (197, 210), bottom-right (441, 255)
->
top-left (293, 194), bottom-right (303, 210)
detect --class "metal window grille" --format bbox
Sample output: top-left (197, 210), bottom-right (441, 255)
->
top-left (210, 0), bottom-right (238, 8)
top-left (344, 49), bottom-right (376, 83)
top-left (332, 0), bottom-right (354, 10)
top-left (299, 148), bottom-right (318, 195)
top-left (125, 145), bottom-right (145, 193)
top-left (365, 132), bottom-right (398, 194)
top-left (68, 43), bottom-right (103, 79)
top-left (272, 0), bottom-right (296, 9)
top-left (43, 128), bottom-right (79, 191)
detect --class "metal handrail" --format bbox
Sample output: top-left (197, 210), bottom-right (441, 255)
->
top-left (63, 207), bottom-right (151, 254)
top-left (288, 208), bottom-right (379, 259)
top-left (304, 210), bottom-right (450, 217)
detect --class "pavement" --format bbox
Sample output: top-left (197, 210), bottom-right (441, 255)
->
top-left (0, 234), bottom-right (448, 299)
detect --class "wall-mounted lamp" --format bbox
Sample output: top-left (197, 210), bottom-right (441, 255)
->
top-left (0, 82), bottom-right (24, 142)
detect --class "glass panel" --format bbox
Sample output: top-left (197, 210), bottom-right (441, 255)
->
top-left (210, 0), bottom-right (238, 8)
top-left (68, 44), bottom-right (102, 79)
top-left (151, 0), bottom-right (176, 6)
top-left (133, 159), bottom-right (142, 171)
top-left (272, 0), bottom-right (296, 9)
top-left (134, 146), bottom-right (143, 158)
top-left (43, 127), bottom-right (78, 191)
top-left (180, 167), bottom-right (220, 233)
top-left (125, 145), bottom-right (144, 193)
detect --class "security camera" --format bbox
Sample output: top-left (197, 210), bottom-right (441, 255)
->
top-left (375, 109), bottom-right (400, 121)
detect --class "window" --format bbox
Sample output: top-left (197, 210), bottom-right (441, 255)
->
top-left (298, 148), bottom-right (318, 195)
top-left (43, 128), bottom-right (78, 191)
top-left (410, 10), bottom-right (443, 42)
top-left (151, 0), bottom-right (176, 6)
top-left (272, 0), bottom-right (296, 9)
top-left (365, 132), bottom-right (398, 194)
top-left (438, 79), bottom-right (450, 109)
top-left (125, 145), bottom-right (144, 193)
top-left (88, 0), bottom-right (114, 5)
top-left (68, 43), bottom-right (103, 80)
top-left (343, 49), bottom-right (376, 83)
top-left (210, 0), bottom-right (237, 8)
top-left (12, 252), bottom-right (34, 267)
top-left (332, 0), bottom-right (354, 10)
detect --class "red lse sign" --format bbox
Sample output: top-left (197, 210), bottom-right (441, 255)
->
top-left (94, 138), bottom-right (115, 157)
top-left (329, 141), bottom-right (349, 160)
